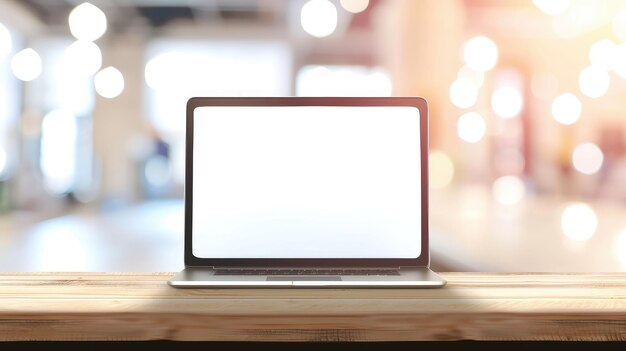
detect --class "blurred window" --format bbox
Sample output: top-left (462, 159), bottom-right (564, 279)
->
top-left (296, 65), bottom-right (392, 96)
top-left (0, 24), bottom-right (20, 181)
top-left (31, 38), bottom-right (96, 196)
top-left (30, 38), bottom-right (95, 116)
top-left (144, 39), bottom-right (292, 137)
top-left (143, 39), bottom-right (292, 189)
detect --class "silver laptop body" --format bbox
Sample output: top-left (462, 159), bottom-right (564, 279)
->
top-left (169, 97), bottom-right (446, 288)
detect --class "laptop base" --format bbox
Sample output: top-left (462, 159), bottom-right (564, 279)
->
top-left (168, 267), bottom-right (446, 288)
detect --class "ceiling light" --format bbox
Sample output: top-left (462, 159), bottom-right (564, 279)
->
top-left (340, 0), bottom-right (369, 14)
top-left (578, 65), bottom-right (610, 98)
top-left (300, 0), bottom-right (338, 38)
top-left (94, 66), bottom-right (124, 98)
top-left (457, 112), bottom-right (486, 143)
top-left (69, 2), bottom-right (107, 41)
top-left (463, 36), bottom-right (498, 72)
top-left (11, 48), bottom-right (42, 81)
top-left (551, 93), bottom-right (581, 125)
top-left (61, 40), bottom-right (102, 77)
top-left (491, 86), bottom-right (523, 118)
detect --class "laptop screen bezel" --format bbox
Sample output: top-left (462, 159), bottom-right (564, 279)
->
top-left (185, 97), bottom-right (429, 268)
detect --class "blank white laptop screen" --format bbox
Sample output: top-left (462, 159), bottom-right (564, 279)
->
top-left (192, 106), bottom-right (421, 258)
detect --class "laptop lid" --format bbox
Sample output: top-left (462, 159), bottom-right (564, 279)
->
top-left (185, 97), bottom-right (429, 268)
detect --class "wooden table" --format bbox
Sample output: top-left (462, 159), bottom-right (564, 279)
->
top-left (1, 273), bottom-right (625, 342)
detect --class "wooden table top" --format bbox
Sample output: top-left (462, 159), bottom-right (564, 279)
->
top-left (1, 272), bottom-right (625, 341)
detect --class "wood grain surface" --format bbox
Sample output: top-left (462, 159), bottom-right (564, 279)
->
top-left (0, 272), bottom-right (625, 341)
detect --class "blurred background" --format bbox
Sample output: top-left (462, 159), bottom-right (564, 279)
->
top-left (0, 0), bottom-right (625, 272)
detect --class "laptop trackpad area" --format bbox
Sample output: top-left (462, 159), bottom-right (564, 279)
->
top-left (267, 276), bottom-right (342, 281)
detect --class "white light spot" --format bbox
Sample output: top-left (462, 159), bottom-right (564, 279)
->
top-left (611, 43), bottom-right (626, 79)
top-left (94, 66), bottom-right (124, 98)
top-left (339, 0), bottom-right (369, 14)
top-left (429, 151), bottom-right (454, 189)
top-left (69, 2), bottom-right (107, 41)
top-left (492, 175), bottom-right (525, 205)
top-left (144, 52), bottom-right (189, 92)
top-left (533, 0), bottom-right (570, 16)
top-left (61, 40), bottom-right (102, 77)
top-left (572, 142), bottom-right (603, 175)
top-left (449, 78), bottom-right (478, 109)
top-left (612, 11), bottom-right (626, 41)
top-left (578, 65), bottom-right (610, 99)
top-left (11, 48), bottom-right (42, 82)
top-left (457, 65), bottom-right (484, 87)
top-left (0, 147), bottom-right (7, 177)
top-left (589, 40), bottom-right (617, 70)
top-left (457, 112), bottom-right (486, 143)
top-left (561, 202), bottom-right (597, 241)
top-left (491, 86), bottom-right (523, 118)
top-left (0, 22), bottom-right (12, 57)
top-left (40, 110), bottom-right (77, 195)
top-left (301, 0), bottom-right (338, 38)
top-left (551, 93), bottom-right (581, 125)
top-left (463, 36), bottom-right (498, 72)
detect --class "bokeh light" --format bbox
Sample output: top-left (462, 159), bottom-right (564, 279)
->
top-left (612, 43), bottom-right (626, 79)
top-left (492, 175), bottom-right (525, 205)
top-left (300, 0), bottom-right (338, 38)
top-left (144, 53), bottom-right (173, 91)
top-left (40, 110), bottom-right (77, 195)
top-left (69, 2), bottom-right (107, 41)
top-left (533, 0), bottom-right (570, 16)
top-left (429, 151), bottom-right (454, 189)
top-left (463, 35), bottom-right (498, 72)
top-left (11, 48), bottom-right (42, 82)
top-left (572, 142), bottom-right (603, 175)
top-left (457, 65), bottom-right (484, 87)
top-left (561, 202), bottom-right (597, 241)
top-left (491, 86), bottom-right (523, 118)
top-left (578, 65), bottom-right (610, 99)
top-left (457, 112), bottom-right (486, 143)
top-left (612, 11), bottom-right (626, 41)
top-left (94, 66), bottom-right (125, 98)
top-left (61, 40), bottom-right (102, 77)
top-left (449, 78), bottom-right (478, 109)
top-left (339, 0), bottom-right (369, 14)
top-left (0, 22), bottom-right (11, 57)
top-left (551, 92), bottom-right (581, 125)
top-left (0, 147), bottom-right (7, 178)
top-left (589, 40), bottom-right (616, 70)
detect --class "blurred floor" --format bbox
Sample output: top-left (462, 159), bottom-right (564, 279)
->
top-left (430, 186), bottom-right (626, 272)
top-left (0, 200), bottom-right (184, 272)
top-left (0, 187), bottom-right (624, 272)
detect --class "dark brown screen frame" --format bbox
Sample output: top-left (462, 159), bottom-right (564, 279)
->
top-left (185, 97), bottom-right (429, 268)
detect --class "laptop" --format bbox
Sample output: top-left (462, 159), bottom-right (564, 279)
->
top-left (169, 97), bottom-right (446, 288)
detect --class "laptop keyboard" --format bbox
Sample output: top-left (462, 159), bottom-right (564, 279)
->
top-left (214, 268), bottom-right (400, 276)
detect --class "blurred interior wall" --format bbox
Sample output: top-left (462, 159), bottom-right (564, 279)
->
top-left (92, 32), bottom-right (146, 203)
top-left (373, 0), bottom-right (464, 151)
